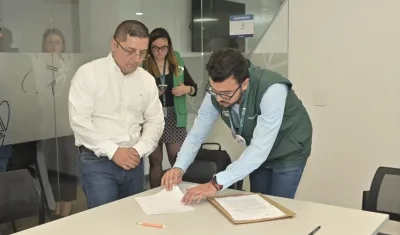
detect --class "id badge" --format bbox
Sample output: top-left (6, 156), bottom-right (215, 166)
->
top-left (235, 135), bottom-right (246, 145)
top-left (163, 107), bottom-right (168, 118)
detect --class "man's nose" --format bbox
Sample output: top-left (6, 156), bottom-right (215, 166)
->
top-left (216, 95), bottom-right (224, 103)
top-left (132, 55), bottom-right (141, 63)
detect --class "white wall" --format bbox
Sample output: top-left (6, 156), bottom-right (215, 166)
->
top-left (289, 0), bottom-right (400, 210)
top-left (78, 0), bottom-right (119, 55)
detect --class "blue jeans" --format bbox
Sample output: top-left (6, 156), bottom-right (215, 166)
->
top-left (78, 147), bottom-right (144, 209)
top-left (249, 163), bottom-right (306, 199)
top-left (0, 145), bottom-right (12, 172)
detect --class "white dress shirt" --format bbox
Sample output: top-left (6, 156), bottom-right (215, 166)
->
top-left (68, 53), bottom-right (165, 160)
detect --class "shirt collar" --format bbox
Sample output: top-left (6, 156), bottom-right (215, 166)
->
top-left (107, 52), bottom-right (140, 77)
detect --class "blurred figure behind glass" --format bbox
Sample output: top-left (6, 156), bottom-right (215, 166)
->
top-left (0, 27), bottom-right (18, 172)
top-left (41, 28), bottom-right (78, 218)
top-left (42, 28), bottom-right (66, 53)
top-left (0, 27), bottom-right (19, 52)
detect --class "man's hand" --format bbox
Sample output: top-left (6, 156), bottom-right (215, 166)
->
top-left (161, 167), bottom-right (183, 191)
top-left (172, 83), bottom-right (190, 96)
top-left (112, 147), bottom-right (140, 170)
top-left (181, 182), bottom-right (217, 204)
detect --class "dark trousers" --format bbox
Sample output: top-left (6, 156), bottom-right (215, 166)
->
top-left (78, 147), bottom-right (144, 209)
top-left (249, 163), bottom-right (306, 199)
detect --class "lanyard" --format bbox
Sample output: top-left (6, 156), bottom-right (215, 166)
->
top-left (227, 89), bottom-right (250, 136)
top-left (160, 59), bottom-right (167, 106)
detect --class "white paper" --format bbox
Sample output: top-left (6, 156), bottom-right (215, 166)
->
top-left (135, 186), bottom-right (195, 215)
top-left (214, 194), bottom-right (285, 221)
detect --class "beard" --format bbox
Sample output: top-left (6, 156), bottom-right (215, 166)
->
top-left (218, 101), bottom-right (234, 108)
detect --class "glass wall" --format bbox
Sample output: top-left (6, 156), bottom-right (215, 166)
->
top-left (0, 0), bottom-right (287, 232)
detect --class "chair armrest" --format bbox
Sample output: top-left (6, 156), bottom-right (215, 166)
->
top-left (362, 190), bottom-right (370, 211)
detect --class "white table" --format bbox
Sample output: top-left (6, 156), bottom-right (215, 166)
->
top-left (15, 182), bottom-right (388, 235)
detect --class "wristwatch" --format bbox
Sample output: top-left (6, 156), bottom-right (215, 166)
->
top-left (210, 175), bottom-right (223, 191)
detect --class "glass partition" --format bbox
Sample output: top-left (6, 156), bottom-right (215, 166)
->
top-left (0, 0), bottom-right (287, 231)
top-left (248, 0), bottom-right (288, 77)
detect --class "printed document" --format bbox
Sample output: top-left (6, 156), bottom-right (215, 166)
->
top-left (214, 194), bottom-right (285, 221)
top-left (135, 186), bottom-right (195, 215)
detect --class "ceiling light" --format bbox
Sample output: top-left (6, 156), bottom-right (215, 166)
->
top-left (136, 12), bottom-right (143, 15)
top-left (193, 18), bottom-right (218, 22)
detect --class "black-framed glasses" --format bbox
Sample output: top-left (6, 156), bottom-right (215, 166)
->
top-left (151, 45), bottom-right (169, 53)
top-left (205, 82), bottom-right (242, 100)
top-left (115, 39), bottom-right (149, 60)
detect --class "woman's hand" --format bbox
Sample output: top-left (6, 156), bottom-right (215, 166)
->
top-left (172, 83), bottom-right (190, 96)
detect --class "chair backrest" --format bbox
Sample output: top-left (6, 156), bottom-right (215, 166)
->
top-left (6, 142), bottom-right (37, 171)
top-left (0, 169), bottom-right (41, 223)
top-left (182, 143), bottom-right (243, 189)
top-left (367, 166), bottom-right (400, 221)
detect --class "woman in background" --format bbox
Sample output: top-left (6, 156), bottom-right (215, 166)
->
top-left (41, 28), bottom-right (77, 217)
top-left (143, 28), bottom-right (197, 188)
top-left (42, 28), bottom-right (65, 53)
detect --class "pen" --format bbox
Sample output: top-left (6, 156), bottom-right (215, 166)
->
top-left (137, 222), bottom-right (166, 229)
top-left (308, 226), bottom-right (321, 235)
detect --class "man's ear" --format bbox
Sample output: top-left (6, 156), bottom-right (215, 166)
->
top-left (242, 77), bottom-right (250, 90)
top-left (111, 39), bottom-right (117, 53)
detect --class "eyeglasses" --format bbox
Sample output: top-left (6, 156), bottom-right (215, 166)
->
top-left (205, 82), bottom-right (242, 100)
top-left (115, 39), bottom-right (149, 59)
top-left (151, 46), bottom-right (169, 53)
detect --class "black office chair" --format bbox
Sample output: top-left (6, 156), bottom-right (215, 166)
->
top-left (0, 169), bottom-right (45, 233)
top-left (362, 166), bottom-right (400, 235)
top-left (6, 142), bottom-right (52, 216)
top-left (182, 143), bottom-right (243, 190)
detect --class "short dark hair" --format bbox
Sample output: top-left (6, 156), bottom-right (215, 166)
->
top-left (206, 48), bottom-right (249, 83)
top-left (113, 20), bottom-right (149, 42)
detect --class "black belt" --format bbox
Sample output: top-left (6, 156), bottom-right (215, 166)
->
top-left (78, 145), bottom-right (93, 153)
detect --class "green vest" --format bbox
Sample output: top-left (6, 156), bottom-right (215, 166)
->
top-left (173, 51), bottom-right (188, 128)
top-left (211, 63), bottom-right (313, 169)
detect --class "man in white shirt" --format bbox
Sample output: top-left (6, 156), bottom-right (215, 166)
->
top-left (68, 20), bottom-right (164, 209)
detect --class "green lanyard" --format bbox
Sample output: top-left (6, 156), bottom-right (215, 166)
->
top-left (227, 89), bottom-right (250, 136)
top-left (160, 59), bottom-right (167, 106)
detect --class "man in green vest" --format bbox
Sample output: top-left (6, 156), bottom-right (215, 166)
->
top-left (162, 48), bottom-right (312, 204)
